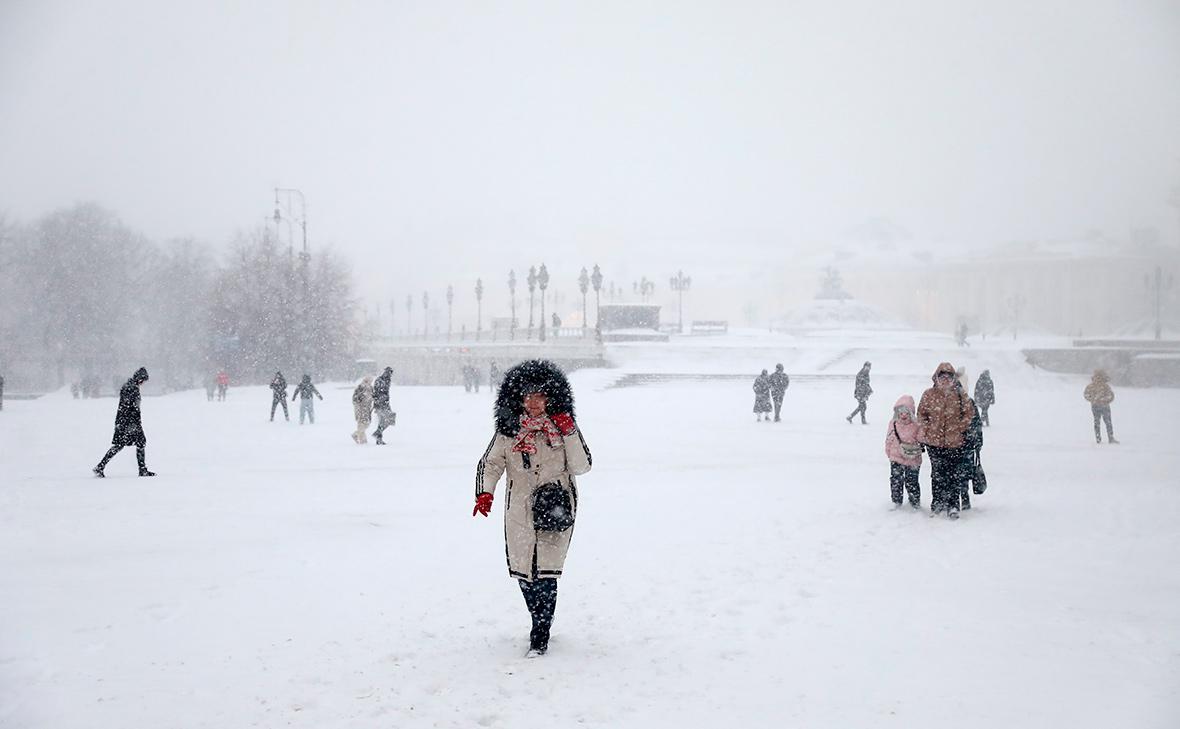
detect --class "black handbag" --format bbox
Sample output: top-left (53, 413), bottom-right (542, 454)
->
top-left (972, 450), bottom-right (988, 495)
top-left (532, 482), bottom-right (575, 532)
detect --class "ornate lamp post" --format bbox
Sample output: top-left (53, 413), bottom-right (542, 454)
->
top-left (634, 276), bottom-right (654, 302)
top-left (389, 298), bottom-right (396, 338)
top-left (578, 267), bottom-right (590, 337)
top-left (475, 278), bottom-right (484, 341)
top-left (406, 294), bottom-right (413, 337)
top-left (527, 265), bottom-right (537, 340)
top-left (1146, 265), bottom-right (1174, 341)
top-left (446, 285), bottom-right (454, 341)
top-left (538, 263), bottom-right (550, 342)
top-left (669, 270), bottom-right (692, 334)
top-left (591, 264), bottom-right (603, 335)
top-left (422, 291), bottom-right (429, 340)
top-left (508, 269), bottom-right (517, 341)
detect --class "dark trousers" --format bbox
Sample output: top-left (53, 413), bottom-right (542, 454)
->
top-left (928, 447), bottom-right (970, 514)
top-left (979, 403), bottom-right (990, 426)
top-left (97, 444), bottom-right (146, 473)
top-left (1092, 406), bottom-right (1114, 442)
top-left (848, 399), bottom-right (867, 423)
top-left (772, 394), bottom-right (784, 421)
top-left (270, 396), bottom-right (288, 420)
top-left (373, 407), bottom-right (395, 440)
top-left (518, 578), bottom-right (558, 650)
top-left (889, 463), bottom-right (921, 506)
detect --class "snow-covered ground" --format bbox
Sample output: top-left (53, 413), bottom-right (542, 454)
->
top-left (2, 335), bottom-right (1178, 728)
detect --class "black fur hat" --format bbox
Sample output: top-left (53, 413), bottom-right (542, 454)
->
top-left (495, 359), bottom-right (575, 436)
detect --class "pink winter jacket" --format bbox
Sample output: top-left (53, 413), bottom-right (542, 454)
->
top-left (885, 395), bottom-right (923, 468)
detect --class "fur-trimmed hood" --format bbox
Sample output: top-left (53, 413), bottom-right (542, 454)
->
top-left (495, 359), bottom-right (575, 436)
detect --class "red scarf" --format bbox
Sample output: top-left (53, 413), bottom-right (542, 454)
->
top-left (512, 414), bottom-right (562, 454)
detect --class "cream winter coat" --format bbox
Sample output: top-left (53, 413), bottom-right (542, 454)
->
top-left (476, 425), bottom-right (592, 581)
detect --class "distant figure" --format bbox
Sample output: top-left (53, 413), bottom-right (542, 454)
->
top-left (269, 371), bottom-right (289, 421)
top-left (71, 382), bottom-right (80, 399)
top-left (1083, 370), bottom-right (1118, 444)
top-left (768, 364), bottom-right (790, 422)
top-left (372, 366), bottom-right (396, 445)
top-left (846, 362), bottom-right (873, 424)
top-left (955, 366), bottom-right (969, 394)
top-left (489, 360), bottom-right (502, 391)
top-left (752, 369), bottom-right (772, 422)
top-left (352, 377), bottom-right (374, 444)
top-left (93, 367), bottom-right (154, 478)
top-left (884, 394), bottom-right (923, 509)
top-left (291, 374), bottom-right (323, 424)
top-left (462, 364), bottom-right (476, 393)
top-left (956, 322), bottom-right (970, 348)
top-left (204, 374), bottom-right (216, 402)
top-left (552, 312), bottom-right (562, 336)
top-left (0, 374), bottom-right (4, 410)
top-left (216, 370), bottom-right (229, 401)
top-left (974, 370), bottom-right (995, 426)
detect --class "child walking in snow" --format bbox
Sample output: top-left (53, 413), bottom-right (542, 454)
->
top-left (885, 395), bottom-right (923, 509)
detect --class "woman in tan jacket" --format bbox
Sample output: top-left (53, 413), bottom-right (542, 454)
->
top-left (918, 362), bottom-right (976, 519)
top-left (474, 360), bottom-right (592, 657)
top-left (1084, 369), bottom-right (1118, 444)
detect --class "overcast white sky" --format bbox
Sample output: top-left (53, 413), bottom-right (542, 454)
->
top-left (2, 0), bottom-right (1178, 304)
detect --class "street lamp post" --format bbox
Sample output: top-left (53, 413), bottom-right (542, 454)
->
top-left (669, 270), bottom-right (692, 334)
top-left (1145, 265), bottom-right (1174, 341)
top-left (578, 267), bottom-right (590, 337)
top-left (446, 285), bottom-right (454, 341)
top-left (475, 278), bottom-right (484, 341)
top-left (508, 269), bottom-right (517, 341)
top-left (405, 294), bottom-right (413, 338)
top-left (527, 266), bottom-right (537, 340)
top-left (421, 291), bottom-right (429, 340)
top-left (634, 276), bottom-right (654, 302)
top-left (538, 263), bottom-right (550, 342)
top-left (591, 264), bottom-right (603, 337)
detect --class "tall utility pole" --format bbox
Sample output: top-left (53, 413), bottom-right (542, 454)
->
top-left (446, 285), bottom-right (454, 341)
top-left (591, 264), bottom-right (603, 336)
top-left (669, 270), bottom-right (692, 334)
top-left (578, 267), bottom-right (590, 337)
top-left (1145, 265), bottom-right (1174, 341)
top-left (538, 264), bottom-right (550, 342)
top-left (475, 278), bottom-right (484, 341)
top-left (527, 266), bottom-right (537, 340)
top-left (508, 269), bottom-right (517, 341)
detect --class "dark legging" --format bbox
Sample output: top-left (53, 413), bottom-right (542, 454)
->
top-left (928, 446), bottom-right (971, 514)
top-left (1092, 406), bottom-right (1114, 442)
top-left (270, 396), bottom-right (288, 421)
top-left (979, 403), bottom-right (990, 426)
top-left (97, 444), bottom-right (147, 473)
top-left (848, 399), bottom-right (867, 423)
top-left (518, 578), bottom-right (558, 650)
top-left (889, 463), bottom-right (921, 506)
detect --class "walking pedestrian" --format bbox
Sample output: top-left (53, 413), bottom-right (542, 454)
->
top-left (768, 364), bottom-right (790, 422)
top-left (0, 373), bottom-right (4, 411)
top-left (1083, 369), bottom-right (1118, 444)
top-left (885, 395), bottom-right (923, 509)
top-left (974, 370), bottom-right (995, 426)
top-left (917, 362), bottom-right (975, 519)
top-left (204, 374), bottom-right (216, 402)
top-left (269, 371), bottom-right (289, 421)
top-left (372, 366), bottom-right (396, 445)
top-left (846, 362), bottom-right (873, 424)
top-left (93, 367), bottom-right (155, 478)
top-left (216, 370), bottom-right (229, 401)
top-left (473, 360), bottom-right (592, 657)
top-left (291, 374), bottom-right (323, 424)
top-left (352, 377), bottom-right (374, 444)
top-left (752, 369), bottom-right (772, 422)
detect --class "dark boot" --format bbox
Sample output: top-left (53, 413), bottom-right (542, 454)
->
top-left (94, 445), bottom-right (121, 477)
top-left (136, 446), bottom-right (155, 477)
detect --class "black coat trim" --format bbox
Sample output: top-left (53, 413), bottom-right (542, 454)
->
top-left (494, 360), bottom-right (575, 436)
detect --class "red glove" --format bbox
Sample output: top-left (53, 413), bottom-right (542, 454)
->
top-left (551, 412), bottom-right (576, 436)
top-left (473, 492), bottom-right (494, 517)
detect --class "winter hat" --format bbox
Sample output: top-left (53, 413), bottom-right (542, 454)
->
top-left (931, 362), bottom-right (955, 382)
top-left (495, 360), bottom-right (575, 436)
top-left (775, 363), bottom-right (784, 372)
top-left (131, 367), bottom-right (149, 384)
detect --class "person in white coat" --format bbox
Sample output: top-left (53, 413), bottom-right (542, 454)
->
top-left (474, 359), bottom-right (592, 657)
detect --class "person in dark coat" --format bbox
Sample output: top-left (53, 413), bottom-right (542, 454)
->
top-left (0, 374), bottom-right (4, 411)
top-left (973, 370), bottom-right (995, 426)
top-left (752, 369), bottom-right (773, 422)
top-left (474, 359), bottom-right (592, 657)
top-left (270, 371), bottom-right (289, 421)
top-left (768, 364), bottom-right (790, 422)
top-left (372, 366), bottom-right (396, 445)
top-left (846, 361), bottom-right (873, 424)
top-left (489, 360), bottom-right (502, 391)
top-left (93, 367), bottom-right (154, 477)
top-left (291, 374), bottom-right (323, 424)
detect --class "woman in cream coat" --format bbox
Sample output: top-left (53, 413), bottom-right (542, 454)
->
top-left (474, 359), bottom-right (592, 657)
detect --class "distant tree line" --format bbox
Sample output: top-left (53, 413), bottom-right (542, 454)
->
top-left (0, 203), bottom-right (356, 391)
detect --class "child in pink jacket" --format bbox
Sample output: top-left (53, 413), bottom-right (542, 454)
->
top-left (885, 394), bottom-right (923, 508)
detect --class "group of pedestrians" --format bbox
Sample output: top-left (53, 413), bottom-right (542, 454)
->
top-left (204, 371), bottom-right (230, 401)
top-left (351, 366), bottom-right (396, 444)
top-left (752, 364), bottom-right (790, 421)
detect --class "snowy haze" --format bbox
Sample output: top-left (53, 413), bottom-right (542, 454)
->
top-left (2, 0), bottom-right (1179, 302)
